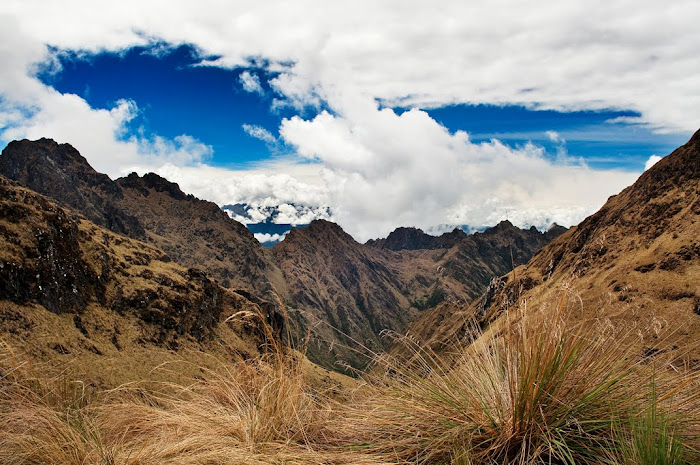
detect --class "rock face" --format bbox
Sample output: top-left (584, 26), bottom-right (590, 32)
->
top-left (0, 176), bottom-right (105, 313)
top-left (412, 129), bottom-right (700, 365)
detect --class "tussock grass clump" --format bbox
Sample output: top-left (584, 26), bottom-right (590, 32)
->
top-left (100, 354), bottom-right (338, 464)
top-left (93, 311), bottom-right (388, 464)
top-left (0, 342), bottom-right (119, 464)
top-left (334, 290), bottom-right (700, 464)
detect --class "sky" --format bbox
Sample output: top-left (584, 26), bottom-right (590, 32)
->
top-left (0, 1), bottom-right (697, 242)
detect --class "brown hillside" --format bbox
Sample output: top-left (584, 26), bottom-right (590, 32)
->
top-left (0, 174), bottom-right (282, 387)
top-left (412, 129), bottom-right (700, 365)
top-left (0, 139), bottom-right (284, 299)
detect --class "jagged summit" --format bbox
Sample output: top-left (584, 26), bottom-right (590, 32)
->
top-left (0, 138), bottom-right (143, 237)
top-left (366, 226), bottom-right (467, 251)
top-left (119, 172), bottom-right (193, 202)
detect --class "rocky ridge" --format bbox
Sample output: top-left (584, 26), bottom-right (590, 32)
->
top-left (0, 139), bottom-right (284, 298)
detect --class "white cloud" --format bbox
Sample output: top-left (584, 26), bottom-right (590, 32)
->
top-left (644, 154), bottom-right (662, 171)
top-left (545, 131), bottom-right (564, 144)
top-left (280, 102), bottom-right (638, 241)
top-left (254, 231), bottom-right (289, 243)
top-left (238, 71), bottom-right (264, 94)
top-left (142, 161), bottom-right (331, 214)
top-left (242, 124), bottom-right (277, 145)
top-left (0, 0), bottom-right (695, 241)
top-left (3, 1), bottom-right (699, 133)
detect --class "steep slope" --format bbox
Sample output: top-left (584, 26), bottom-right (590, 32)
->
top-left (0, 174), bottom-right (281, 386)
top-left (274, 219), bottom-right (562, 371)
top-left (413, 130), bottom-right (700, 363)
top-left (274, 221), bottom-right (411, 370)
top-left (0, 139), bottom-right (284, 299)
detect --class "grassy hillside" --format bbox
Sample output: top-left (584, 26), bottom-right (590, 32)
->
top-left (1, 291), bottom-right (698, 464)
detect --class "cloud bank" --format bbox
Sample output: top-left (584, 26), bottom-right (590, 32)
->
top-left (1, 1), bottom-right (697, 240)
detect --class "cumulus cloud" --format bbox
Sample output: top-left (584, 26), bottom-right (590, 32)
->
top-left (546, 131), bottom-right (564, 144)
top-left (4, 1), bottom-right (699, 132)
top-left (0, 15), bottom-right (214, 177)
top-left (644, 154), bottom-right (662, 171)
top-left (0, 0), bottom-right (695, 241)
top-left (253, 232), bottom-right (289, 243)
top-left (280, 102), bottom-right (638, 241)
top-left (146, 161), bottom-right (331, 214)
top-left (239, 71), bottom-right (264, 94)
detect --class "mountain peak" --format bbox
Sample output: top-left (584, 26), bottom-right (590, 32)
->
top-left (118, 172), bottom-right (190, 201)
top-left (282, 219), bottom-right (356, 247)
top-left (0, 138), bottom-right (114, 187)
top-left (0, 138), bottom-right (141, 235)
top-left (367, 226), bottom-right (468, 250)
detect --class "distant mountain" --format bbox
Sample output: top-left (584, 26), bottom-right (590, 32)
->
top-left (366, 226), bottom-right (468, 250)
top-left (411, 129), bottom-right (700, 362)
top-left (273, 219), bottom-right (563, 370)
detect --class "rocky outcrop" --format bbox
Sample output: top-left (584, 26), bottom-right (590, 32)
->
top-left (0, 176), bottom-right (105, 313)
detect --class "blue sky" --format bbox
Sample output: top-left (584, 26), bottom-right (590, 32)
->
top-left (37, 45), bottom-right (298, 167)
top-left (1, 1), bottom-right (698, 241)
top-left (36, 44), bottom-right (686, 172)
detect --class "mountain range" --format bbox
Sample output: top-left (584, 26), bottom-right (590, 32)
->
top-left (0, 138), bottom-right (563, 372)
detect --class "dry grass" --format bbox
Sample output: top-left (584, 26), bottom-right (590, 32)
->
top-left (0, 342), bottom-right (121, 464)
top-left (332, 288), bottom-right (700, 464)
top-left (1, 291), bottom-right (699, 465)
